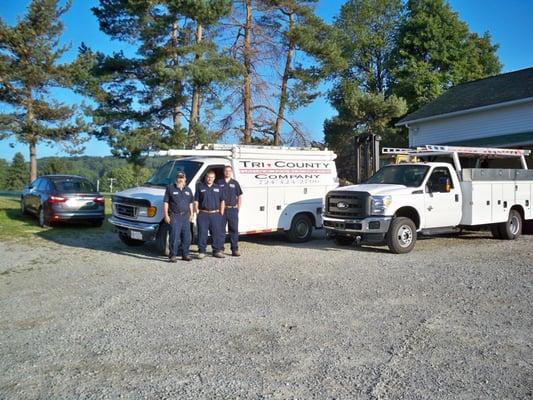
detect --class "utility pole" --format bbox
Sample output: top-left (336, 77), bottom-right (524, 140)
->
top-left (108, 178), bottom-right (115, 193)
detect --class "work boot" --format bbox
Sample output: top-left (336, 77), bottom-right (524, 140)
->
top-left (169, 256), bottom-right (178, 263)
top-left (197, 253), bottom-right (206, 260)
top-left (182, 255), bottom-right (192, 262)
top-left (213, 252), bottom-right (225, 258)
top-left (231, 250), bottom-right (241, 257)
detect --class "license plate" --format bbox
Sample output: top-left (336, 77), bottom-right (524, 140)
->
top-left (130, 230), bottom-right (142, 240)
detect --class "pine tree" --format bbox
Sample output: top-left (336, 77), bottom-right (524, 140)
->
top-left (391, 0), bottom-right (501, 112)
top-left (83, 0), bottom-right (241, 162)
top-left (0, 0), bottom-right (88, 183)
top-left (6, 152), bottom-right (28, 191)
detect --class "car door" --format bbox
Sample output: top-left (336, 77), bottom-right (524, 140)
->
top-left (423, 166), bottom-right (462, 229)
top-left (27, 178), bottom-right (41, 212)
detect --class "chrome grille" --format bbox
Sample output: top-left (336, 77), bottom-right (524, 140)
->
top-left (115, 203), bottom-right (137, 218)
top-left (325, 191), bottom-right (370, 218)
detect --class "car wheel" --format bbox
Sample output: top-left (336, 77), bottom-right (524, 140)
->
top-left (38, 207), bottom-right (50, 228)
top-left (118, 232), bottom-right (145, 246)
top-left (386, 217), bottom-right (416, 254)
top-left (286, 214), bottom-right (313, 243)
top-left (20, 198), bottom-right (28, 215)
top-left (498, 209), bottom-right (522, 240)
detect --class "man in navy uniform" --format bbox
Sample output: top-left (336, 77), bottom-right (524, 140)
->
top-left (163, 171), bottom-right (194, 262)
top-left (217, 165), bottom-right (243, 256)
top-left (194, 170), bottom-right (225, 259)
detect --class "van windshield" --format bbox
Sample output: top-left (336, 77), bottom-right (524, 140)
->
top-left (365, 165), bottom-right (430, 187)
top-left (145, 160), bottom-right (203, 187)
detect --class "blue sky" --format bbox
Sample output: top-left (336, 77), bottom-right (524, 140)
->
top-left (1, 0), bottom-right (533, 162)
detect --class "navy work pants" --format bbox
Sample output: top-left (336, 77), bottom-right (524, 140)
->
top-left (222, 208), bottom-right (239, 251)
top-left (197, 212), bottom-right (223, 254)
top-left (169, 214), bottom-right (191, 257)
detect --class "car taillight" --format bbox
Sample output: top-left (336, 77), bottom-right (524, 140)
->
top-left (48, 195), bottom-right (67, 203)
top-left (94, 196), bottom-right (105, 205)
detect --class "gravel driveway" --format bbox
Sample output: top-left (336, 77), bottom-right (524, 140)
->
top-left (1, 229), bottom-right (532, 399)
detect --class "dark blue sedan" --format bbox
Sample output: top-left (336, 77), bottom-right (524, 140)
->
top-left (21, 175), bottom-right (105, 227)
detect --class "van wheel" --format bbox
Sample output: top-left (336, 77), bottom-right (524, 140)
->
top-left (156, 223), bottom-right (170, 256)
top-left (335, 236), bottom-right (354, 246)
top-left (119, 232), bottom-right (145, 247)
top-left (286, 214), bottom-right (313, 243)
top-left (386, 217), bottom-right (416, 254)
top-left (498, 209), bottom-right (522, 240)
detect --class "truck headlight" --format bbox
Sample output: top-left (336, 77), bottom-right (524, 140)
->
top-left (370, 195), bottom-right (392, 214)
top-left (138, 206), bottom-right (157, 218)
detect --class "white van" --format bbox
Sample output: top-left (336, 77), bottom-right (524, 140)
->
top-left (108, 144), bottom-right (338, 254)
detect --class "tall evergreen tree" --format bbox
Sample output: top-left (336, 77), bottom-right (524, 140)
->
top-left (391, 0), bottom-right (501, 112)
top-left (0, 0), bottom-right (88, 183)
top-left (0, 158), bottom-right (8, 189)
top-left (6, 152), bottom-right (28, 191)
top-left (84, 0), bottom-right (241, 162)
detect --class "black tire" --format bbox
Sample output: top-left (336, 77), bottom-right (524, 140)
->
top-left (335, 235), bottom-right (355, 246)
top-left (20, 198), bottom-right (28, 215)
top-left (156, 223), bottom-right (170, 256)
top-left (38, 207), bottom-right (50, 228)
top-left (498, 209), bottom-right (522, 240)
top-left (286, 214), bottom-right (313, 243)
top-left (386, 217), bottom-right (417, 254)
top-left (118, 232), bottom-right (145, 247)
top-left (490, 224), bottom-right (502, 239)
top-left (90, 220), bottom-right (104, 228)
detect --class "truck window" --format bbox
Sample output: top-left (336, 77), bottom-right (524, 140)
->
top-left (427, 167), bottom-right (453, 193)
top-left (145, 160), bottom-right (203, 187)
top-left (365, 165), bottom-right (430, 187)
top-left (198, 165), bottom-right (225, 184)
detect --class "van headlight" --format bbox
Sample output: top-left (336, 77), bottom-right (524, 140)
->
top-left (138, 206), bottom-right (157, 218)
top-left (370, 195), bottom-right (392, 214)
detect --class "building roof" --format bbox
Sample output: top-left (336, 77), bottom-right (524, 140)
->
top-left (398, 67), bottom-right (533, 125)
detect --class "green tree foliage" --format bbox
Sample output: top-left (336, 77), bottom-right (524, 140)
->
top-left (0, 0), bottom-right (88, 183)
top-left (104, 164), bottom-right (152, 192)
top-left (81, 0), bottom-right (242, 163)
top-left (391, 0), bottom-right (501, 112)
top-left (5, 152), bottom-right (28, 191)
top-left (325, 0), bottom-right (406, 178)
top-left (0, 158), bottom-right (9, 189)
top-left (325, 80), bottom-right (406, 179)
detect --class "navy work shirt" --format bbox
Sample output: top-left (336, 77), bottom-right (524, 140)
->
top-left (216, 178), bottom-right (243, 207)
top-left (163, 184), bottom-right (193, 215)
top-left (195, 182), bottom-right (224, 210)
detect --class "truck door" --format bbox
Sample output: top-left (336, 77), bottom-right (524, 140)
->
top-left (423, 166), bottom-right (462, 228)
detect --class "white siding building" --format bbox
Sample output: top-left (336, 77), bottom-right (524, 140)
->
top-left (397, 67), bottom-right (533, 165)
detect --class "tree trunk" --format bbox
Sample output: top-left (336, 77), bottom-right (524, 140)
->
top-left (26, 89), bottom-right (37, 183)
top-left (171, 20), bottom-right (181, 135)
top-left (274, 12), bottom-right (295, 146)
top-left (242, 0), bottom-right (253, 144)
top-left (189, 22), bottom-right (204, 147)
top-left (29, 140), bottom-right (37, 183)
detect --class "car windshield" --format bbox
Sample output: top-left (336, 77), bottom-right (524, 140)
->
top-left (145, 160), bottom-right (203, 187)
top-left (52, 177), bottom-right (96, 193)
top-left (365, 165), bottom-right (430, 187)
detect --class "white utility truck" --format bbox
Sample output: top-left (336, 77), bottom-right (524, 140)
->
top-left (109, 144), bottom-right (338, 254)
top-left (323, 145), bottom-right (533, 254)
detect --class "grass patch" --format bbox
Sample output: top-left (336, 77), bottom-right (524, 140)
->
top-left (0, 195), bottom-right (113, 241)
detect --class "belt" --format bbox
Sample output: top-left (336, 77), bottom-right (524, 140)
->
top-left (199, 209), bottom-right (218, 213)
top-left (226, 206), bottom-right (238, 208)
top-left (171, 211), bottom-right (189, 216)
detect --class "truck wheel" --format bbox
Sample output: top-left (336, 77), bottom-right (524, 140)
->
top-left (286, 214), bottom-right (313, 243)
top-left (386, 217), bottom-right (416, 254)
top-left (498, 209), bottom-right (522, 240)
top-left (335, 236), bottom-right (354, 246)
top-left (156, 223), bottom-right (170, 256)
top-left (119, 232), bottom-right (145, 247)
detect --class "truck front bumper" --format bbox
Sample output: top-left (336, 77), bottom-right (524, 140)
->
top-left (108, 215), bottom-right (160, 241)
top-left (322, 215), bottom-right (392, 243)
